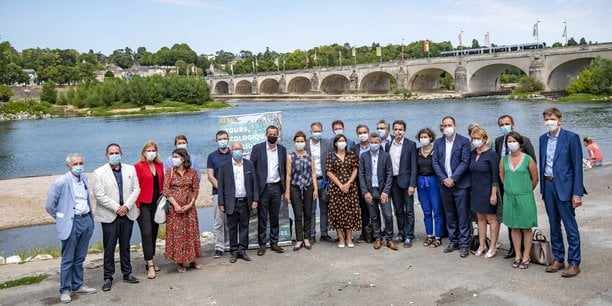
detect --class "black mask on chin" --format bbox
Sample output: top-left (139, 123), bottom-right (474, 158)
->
top-left (267, 135), bottom-right (278, 144)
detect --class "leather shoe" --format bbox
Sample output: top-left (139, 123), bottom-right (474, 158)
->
top-left (356, 235), bottom-right (365, 243)
top-left (271, 244), bottom-right (284, 253)
top-left (320, 236), bottom-right (334, 242)
top-left (257, 247), bottom-right (266, 256)
top-left (546, 260), bottom-right (566, 273)
top-left (229, 254), bottom-right (238, 263)
top-left (373, 239), bottom-right (382, 249)
top-left (102, 279), bottom-right (112, 291)
top-left (503, 248), bottom-right (516, 259)
top-left (293, 243), bottom-right (303, 252)
top-left (444, 244), bottom-right (459, 253)
top-left (123, 275), bottom-right (139, 284)
top-left (562, 265), bottom-right (580, 278)
top-left (459, 247), bottom-right (469, 258)
top-left (387, 240), bottom-right (399, 251)
top-left (403, 238), bottom-right (413, 248)
top-left (240, 252), bottom-right (252, 261)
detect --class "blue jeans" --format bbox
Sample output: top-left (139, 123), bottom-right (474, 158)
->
top-left (417, 176), bottom-right (444, 237)
top-left (310, 183), bottom-right (329, 238)
top-left (392, 176), bottom-right (415, 240)
top-left (366, 188), bottom-right (394, 241)
top-left (60, 214), bottom-right (94, 294)
top-left (543, 180), bottom-right (581, 266)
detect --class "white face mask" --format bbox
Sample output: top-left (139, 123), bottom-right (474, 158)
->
top-left (294, 142), bottom-right (306, 151)
top-left (172, 157), bottom-right (182, 167)
top-left (336, 141), bottom-right (347, 150)
top-left (176, 143), bottom-right (187, 150)
top-left (145, 151), bottom-right (157, 161)
top-left (472, 139), bottom-right (484, 148)
top-left (545, 120), bottom-right (559, 132)
top-left (419, 138), bottom-right (430, 146)
top-left (507, 142), bottom-right (520, 153)
top-left (334, 129), bottom-right (344, 135)
top-left (444, 127), bottom-right (455, 137)
top-left (358, 133), bottom-right (369, 142)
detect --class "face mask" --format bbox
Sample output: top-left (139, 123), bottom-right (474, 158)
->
top-left (419, 138), bottom-right (430, 146)
top-left (358, 133), bottom-right (369, 142)
top-left (267, 135), bottom-right (278, 144)
top-left (218, 139), bottom-right (229, 149)
top-left (71, 165), bottom-right (84, 176)
top-left (444, 127), bottom-right (455, 136)
top-left (232, 150), bottom-right (243, 160)
top-left (334, 129), bottom-right (344, 135)
top-left (507, 142), bottom-right (520, 153)
top-left (377, 129), bottom-right (386, 138)
top-left (145, 151), bottom-right (157, 161)
top-left (311, 132), bottom-right (322, 141)
top-left (369, 144), bottom-right (380, 152)
top-left (172, 157), bottom-right (182, 167)
top-left (176, 144), bottom-right (187, 150)
top-left (109, 154), bottom-right (121, 165)
top-left (472, 139), bottom-right (484, 148)
top-left (545, 120), bottom-right (559, 132)
top-left (499, 125), bottom-right (512, 136)
top-left (295, 142), bottom-right (306, 151)
top-left (336, 141), bottom-right (347, 150)
top-left (394, 131), bottom-right (404, 139)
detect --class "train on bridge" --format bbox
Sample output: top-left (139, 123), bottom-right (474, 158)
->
top-left (440, 42), bottom-right (546, 57)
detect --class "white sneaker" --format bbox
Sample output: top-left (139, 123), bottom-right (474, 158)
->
top-left (73, 285), bottom-right (97, 294)
top-left (60, 292), bottom-right (71, 303)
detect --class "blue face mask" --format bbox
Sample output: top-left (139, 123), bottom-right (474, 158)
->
top-left (109, 154), bottom-right (121, 165)
top-left (232, 150), bottom-right (243, 160)
top-left (377, 129), bottom-right (386, 138)
top-left (71, 165), bottom-right (84, 176)
top-left (369, 144), bottom-right (380, 152)
top-left (312, 132), bottom-right (322, 141)
top-left (499, 125), bottom-right (512, 136)
top-left (218, 139), bottom-right (229, 149)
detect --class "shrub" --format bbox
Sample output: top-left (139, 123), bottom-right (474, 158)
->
top-left (40, 82), bottom-right (57, 104)
top-left (0, 85), bottom-right (13, 102)
top-left (514, 76), bottom-right (544, 93)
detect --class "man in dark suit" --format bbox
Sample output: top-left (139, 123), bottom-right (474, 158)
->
top-left (494, 114), bottom-right (537, 259)
top-left (432, 116), bottom-right (472, 258)
top-left (305, 121), bottom-right (334, 242)
top-left (218, 141), bottom-right (259, 263)
top-left (385, 120), bottom-right (418, 247)
top-left (353, 124), bottom-right (371, 242)
top-left (359, 132), bottom-right (397, 250)
top-left (539, 107), bottom-right (584, 278)
top-left (250, 125), bottom-right (287, 255)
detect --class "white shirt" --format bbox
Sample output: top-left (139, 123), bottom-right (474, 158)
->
top-left (71, 175), bottom-right (89, 214)
top-left (266, 144), bottom-right (281, 183)
top-left (310, 139), bottom-right (322, 177)
top-left (389, 138), bottom-right (404, 176)
top-left (371, 151), bottom-right (379, 187)
top-left (232, 159), bottom-right (246, 197)
top-left (444, 135), bottom-right (455, 178)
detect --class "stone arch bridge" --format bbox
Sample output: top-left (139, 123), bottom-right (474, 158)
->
top-left (208, 43), bottom-right (612, 96)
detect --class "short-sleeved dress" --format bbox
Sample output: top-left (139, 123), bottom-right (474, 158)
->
top-left (502, 154), bottom-right (537, 229)
top-left (164, 168), bottom-right (201, 264)
top-left (326, 151), bottom-right (361, 231)
top-left (469, 149), bottom-right (500, 214)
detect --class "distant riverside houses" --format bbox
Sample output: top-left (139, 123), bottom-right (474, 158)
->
top-left (95, 65), bottom-right (177, 81)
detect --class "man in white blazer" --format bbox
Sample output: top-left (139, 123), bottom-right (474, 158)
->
top-left (93, 143), bottom-right (141, 291)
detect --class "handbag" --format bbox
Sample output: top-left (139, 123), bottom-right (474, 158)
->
top-left (319, 178), bottom-right (330, 203)
top-left (530, 229), bottom-right (553, 265)
top-left (154, 193), bottom-right (168, 224)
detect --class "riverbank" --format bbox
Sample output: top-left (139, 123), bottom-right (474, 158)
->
top-left (0, 173), bottom-right (213, 230)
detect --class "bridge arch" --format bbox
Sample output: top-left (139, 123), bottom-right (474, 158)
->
top-left (547, 57), bottom-right (593, 91)
top-left (214, 81), bottom-right (229, 94)
top-left (469, 64), bottom-right (527, 93)
top-left (320, 74), bottom-right (350, 94)
top-left (409, 68), bottom-right (454, 91)
top-left (235, 80), bottom-right (252, 94)
top-left (287, 76), bottom-right (311, 94)
top-left (361, 71), bottom-right (396, 94)
top-left (260, 78), bottom-right (280, 94)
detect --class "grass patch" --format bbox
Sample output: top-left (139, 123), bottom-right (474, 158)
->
top-left (558, 93), bottom-right (611, 102)
top-left (87, 100), bottom-right (224, 117)
top-left (203, 100), bottom-right (230, 109)
top-left (15, 244), bottom-right (62, 261)
top-left (0, 274), bottom-right (48, 290)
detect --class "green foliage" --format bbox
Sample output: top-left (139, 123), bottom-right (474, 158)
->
top-left (0, 275), bottom-right (48, 290)
top-left (0, 99), bottom-right (53, 114)
top-left (568, 37), bottom-right (578, 46)
top-left (104, 71), bottom-right (114, 78)
top-left (40, 82), bottom-right (57, 103)
top-left (552, 42), bottom-right (563, 48)
top-left (439, 72), bottom-right (455, 90)
top-left (559, 93), bottom-right (611, 102)
top-left (567, 57), bottom-right (612, 95)
top-left (513, 76), bottom-right (544, 93)
top-left (0, 85), bottom-right (13, 102)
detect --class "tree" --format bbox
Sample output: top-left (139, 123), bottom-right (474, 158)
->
top-left (579, 37), bottom-right (587, 45)
top-left (471, 39), bottom-right (480, 48)
top-left (552, 42), bottom-right (563, 48)
top-left (0, 85), bottom-right (13, 102)
top-left (567, 56), bottom-right (612, 95)
top-left (515, 76), bottom-right (544, 93)
top-left (41, 81), bottom-right (58, 104)
top-left (567, 37), bottom-right (578, 46)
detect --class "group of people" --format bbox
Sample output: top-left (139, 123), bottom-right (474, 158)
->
top-left (45, 107), bottom-right (587, 303)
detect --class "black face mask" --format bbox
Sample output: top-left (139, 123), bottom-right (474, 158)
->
top-left (267, 135), bottom-right (278, 144)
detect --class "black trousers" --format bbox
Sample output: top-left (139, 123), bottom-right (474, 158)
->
top-left (102, 216), bottom-right (133, 281)
top-left (289, 184), bottom-right (314, 241)
top-left (137, 202), bottom-right (159, 261)
top-left (258, 183), bottom-right (282, 246)
top-left (228, 198), bottom-right (250, 254)
top-left (356, 181), bottom-right (371, 236)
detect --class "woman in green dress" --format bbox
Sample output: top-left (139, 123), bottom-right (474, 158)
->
top-left (499, 132), bottom-right (539, 269)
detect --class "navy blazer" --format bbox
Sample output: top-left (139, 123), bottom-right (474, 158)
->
top-left (384, 138), bottom-right (418, 189)
top-left (217, 159), bottom-right (259, 215)
top-left (305, 138), bottom-right (330, 179)
top-left (539, 128), bottom-right (584, 201)
top-left (358, 150), bottom-right (393, 197)
top-left (432, 134), bottom-right (471, 189)
top-left (250, 142), bottom-right (287, 196)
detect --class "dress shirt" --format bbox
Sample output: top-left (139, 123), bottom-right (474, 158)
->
top-left (111, 164), bottom-right (124, 205)
top-left (389, 138), bottom-right (404, 176)
top-left (444, 135), bottom-right (455, 178)
top-left (310, 139), bottom-right (323, 177)
top-left (232, 159), bottom-right (247, 197)
top-left (71, 175), bottom-right (89, 214)
top-left (381, 137), bottom-right (390, 152)
top-left (501, 136), bottom-right (508, 156)
top-left (371, 151), bottom-right (379, 188)
top-left (266, 144), bottom-right (281, 183)
top-left (545, 128), bottom-right (560, 177)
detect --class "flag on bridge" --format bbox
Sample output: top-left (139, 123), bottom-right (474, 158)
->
top-left (255, 56), bottom-right (258, 67)
top-left (458, 31), bottom-right (463, 47)
top-left (274, 58), bottom-right (279, 67)
top-left (306, 55), bottom-right (310, 64)
top-left (376, 46), bottom-right (382, 57)
top-left (352, 47), bottom-right (356, 57)
top-left (533, 22), bottom-right (539, 37)
top-left (562, 24), bottom-right (567, 38)
top-left (424, 39), bottom-right (430, 53)
top-left (484, 32), bottom-right (490, 46)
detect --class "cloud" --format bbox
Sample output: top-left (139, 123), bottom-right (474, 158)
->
top-left (146, 0), bottom-right (219, 10)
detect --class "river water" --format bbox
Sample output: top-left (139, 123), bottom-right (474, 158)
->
top-left (0, 98), bottom-right (610, 255)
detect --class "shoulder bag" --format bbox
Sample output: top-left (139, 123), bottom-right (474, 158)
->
top-left (530, 229), bottom-right (553, 265)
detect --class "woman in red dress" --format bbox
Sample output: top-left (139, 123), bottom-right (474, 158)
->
top-left (164, 148), bottom-right (202, 273)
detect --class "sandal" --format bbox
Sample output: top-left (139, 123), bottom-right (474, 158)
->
top-left (518, 259), bottom-right (530, 269)
top-left (145, 263), bottom-right (161, 272)
top-left (512, 259), bottom-right (521, 268)
top-left (177, 264), bottom-right (187, 273)
top-left (430, 238), bottom-right (442, 248)
top-left (189, 262), bottom-right (203, 270)
top-left (147, 264), bottom-right (156, 279)
top-left (423, 237), bottom-right (434, 247)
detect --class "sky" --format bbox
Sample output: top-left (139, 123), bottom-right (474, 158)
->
top-left (1, 0), bottom-right (610, 56)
